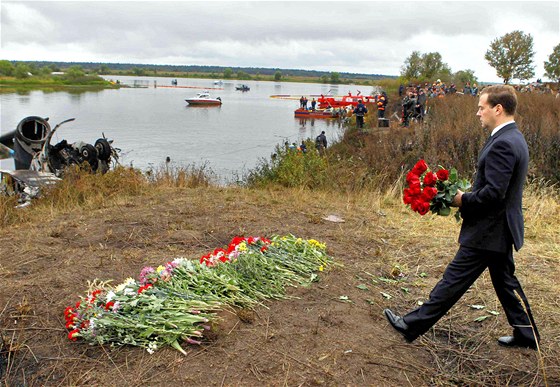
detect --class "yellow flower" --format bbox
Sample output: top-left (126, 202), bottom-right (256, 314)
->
top-left (308, 239), bottom-right (326, 250)
top-left (238, 242), bottom-right (247, 252)
top-left (156, 265), bottom-right (165, 274)
top-left (319, 265), bottom-right (324, 272)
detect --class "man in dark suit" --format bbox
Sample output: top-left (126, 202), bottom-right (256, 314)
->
top-left (384, 85), bottom-right (540, 349)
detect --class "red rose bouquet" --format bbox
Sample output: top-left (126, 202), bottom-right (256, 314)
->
top-left (403, 159), bottom-right (471, 221)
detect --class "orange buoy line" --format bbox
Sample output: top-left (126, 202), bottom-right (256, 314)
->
top-left (157, 85), bottom-right (224, 90)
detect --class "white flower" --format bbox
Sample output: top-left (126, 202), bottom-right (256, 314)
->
top-left (123, 288), bottom-right (135, 296)
top-left (146, 341), bottom-right (158, 354)
top-left (106, 291), bottom-right (116, 302)
top-left (172, 257), bottom-right (187, 266)
top-left (115, 277), bottom-right (136, 292)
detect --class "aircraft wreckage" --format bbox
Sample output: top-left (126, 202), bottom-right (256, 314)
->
top-left (0, 116), bottom-right (119, 207)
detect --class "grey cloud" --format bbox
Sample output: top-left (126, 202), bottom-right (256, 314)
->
top-left (1, 1), bottom-right (558, 80)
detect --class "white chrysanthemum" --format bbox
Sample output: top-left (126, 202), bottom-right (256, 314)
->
top-left (106, 291), bottom-right (116, 302)
top-left (172, 257), bottom-right (187, 266)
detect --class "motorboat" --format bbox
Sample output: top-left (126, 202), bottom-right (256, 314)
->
top-left (185, 92), bottom-right (222, 106)
top-left (213, 80), bottom-right (223, 85)
top-left (236, 84), bottom-right (250, 91)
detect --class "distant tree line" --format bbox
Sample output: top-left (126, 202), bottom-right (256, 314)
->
top-left (0, 60), bottom-right (395, 84)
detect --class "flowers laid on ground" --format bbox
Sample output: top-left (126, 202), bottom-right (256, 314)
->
top-left (403, 159), bottom-right (471, 221)
top-left (64, 235), bottom-right (331, 354)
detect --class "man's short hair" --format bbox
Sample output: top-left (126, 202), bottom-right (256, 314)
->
top-left (481, 85), bottom-right (517, 116)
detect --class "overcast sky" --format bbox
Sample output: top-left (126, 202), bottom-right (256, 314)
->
top-left (1, 1), bottom-right (558, 83)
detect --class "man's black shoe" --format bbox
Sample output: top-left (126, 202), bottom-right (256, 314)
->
top-left (383, 309), bottom-right (416, 342)
top-left (497, 335), bottom-right (537, 350)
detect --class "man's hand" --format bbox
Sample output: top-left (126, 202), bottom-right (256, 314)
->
top-left (452, 189), bottom-right (464, 207)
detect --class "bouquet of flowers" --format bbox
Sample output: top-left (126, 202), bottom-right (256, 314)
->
top-left (403, 159), bottom-right (471, 221)
top-left (64, 234), bottom-right (332, 354)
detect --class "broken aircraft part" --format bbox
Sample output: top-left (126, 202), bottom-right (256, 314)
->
top-left (1, 116), bottom-right (120, 176)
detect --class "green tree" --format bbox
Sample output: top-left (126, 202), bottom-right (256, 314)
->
top-left (453, 69), bottom-right (478, 85)
top-left (38, 66), bottom-right (52, 77)
top-left (274, 70), bottom-right (282, 81)
top-left (99, 64), bottom-right (110, 74)
top-left (237, 71), bottom-right (251, 80)
top-left (223, 68), bottom-right (233, 79)
top-left (0, 60), bottom-right (15, 76)
top-left (544, 43), bottom-right (560, 83)
top-left (66, 65), bottom-right (85, 78)
top-left (421, 52), bottom-right (452, 80)
top-left (485, 30), bottom-right (535, 84)
top-left (400, 51), bottom-right (423, 80)
top-left (401, 51), bottom-right (452, 81)
top-left (132, 67), bottom-right (145, 76)
top-left (320, 75), bottom-right (329, 84)
top-left (14, 63), bottom-right (31, 79)
top-left (330, 72), bottom-right (340, 83)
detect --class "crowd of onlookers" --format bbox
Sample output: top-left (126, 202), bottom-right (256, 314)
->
top-left (397, 79), bottom-right (558, 126)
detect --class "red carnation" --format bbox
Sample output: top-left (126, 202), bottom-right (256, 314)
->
top-left (68, 329), bottom-right (80, 341)
top-left (403, 189), bottom-right (414, 204)
top-left (422, 186), bottom-right (438, 201)
top-left (423, 172), bottom-right (437, 187)
top-left (416, 200), bottom-right (430, 215)
top-left (411, 159), bottom-right (428, 176)
top-left (408, 183), bottom-right (421, 196)
top-left (436, 168), bottom-right (449, 181)
top-left (406, 171), bottom-right (420, 185)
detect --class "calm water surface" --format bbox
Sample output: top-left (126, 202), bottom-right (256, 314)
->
top-left (0, 76), bottom-right (376, 181)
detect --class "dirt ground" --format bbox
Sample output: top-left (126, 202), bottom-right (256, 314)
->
top-left (1, 186), bottom-right (558, 386)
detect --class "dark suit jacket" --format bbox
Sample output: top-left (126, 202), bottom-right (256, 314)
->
top-left (459, 122), bottom-right (529, 253)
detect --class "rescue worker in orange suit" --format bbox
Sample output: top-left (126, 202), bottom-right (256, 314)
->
top-left (376, 92), bottom-right (388, 119)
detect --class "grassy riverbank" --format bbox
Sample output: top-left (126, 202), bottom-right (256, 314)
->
top-left (0, 74), bottom-right (118, 91)
top-left (1, 93), bottom-right (559, 385)
top-left (0, 166), bottom-right (558, 385)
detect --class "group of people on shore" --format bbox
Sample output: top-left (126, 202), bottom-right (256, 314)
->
top-left (284, 131), bottom-right (328, 156)
top-left (399, 80), bottom-right (480, 126)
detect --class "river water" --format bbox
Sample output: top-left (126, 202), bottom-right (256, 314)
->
top-left (0, 76), bottom-right (377, 182)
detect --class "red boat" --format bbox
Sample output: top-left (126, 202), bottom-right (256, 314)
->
top-left (318, 91), bottom-right (374, 108)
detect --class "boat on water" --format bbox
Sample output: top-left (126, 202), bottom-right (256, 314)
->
top-left (185, 92), bottom-right (222, 106)
top-left (213, 80), bottom-right (224, 85)
top-left (294, 107), bottom-right (350, 119)
top-left (318, 91), bottom-right (374, 108)
top-left (236, 84), bottom-right (250, 91)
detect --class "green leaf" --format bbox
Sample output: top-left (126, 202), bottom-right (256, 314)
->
top-left (339, 295), bottom-right (349, 301)
top-left (400, 287), bottom-right (409, 294)
top-left (380, 292), bottom-right (392, 299)
top-left (356, 284), bottom-right (369, 291)
top-left (171, 340), bottom-right (188, 355)
top-left (419, 272), bottom-right (427, 278)
top-left (454, 210), bottom-right (462, 223)
top-left (488, 310), bottom-right (500, 316)
top-left (438, 207), bottom-right (451, 216)
top-left (474, 315), bottom-right (490, 322)
top-left (470, 304), bottom-right (485, 310)
top-left (449, 168), bottom-right (458, 182)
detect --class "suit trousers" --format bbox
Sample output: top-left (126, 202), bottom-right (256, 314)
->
top-left (402, 245), bottom-right (539, 342)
